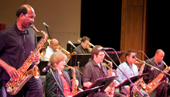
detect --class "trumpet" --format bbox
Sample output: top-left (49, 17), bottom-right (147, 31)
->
top-left (78, 37), bottom-right (113, 69)
top-left (78, 37), bottom-right (95, 47)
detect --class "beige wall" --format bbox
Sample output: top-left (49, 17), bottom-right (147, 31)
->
top-left (0, 0), bottom-right (81, 49)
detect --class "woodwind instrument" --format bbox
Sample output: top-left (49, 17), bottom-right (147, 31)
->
top-left (104, 59), bottom-right (115, 97)
top-left (141, 63), bottom-right (170, 94)
top-left (6, 25), bottom-right (48, 95)
top-left (132, 61), bottom-right (170, 96)
top-left (64, 65), bottom-right (83, 96)
top-left (127, 62), bottom-right (146, 97)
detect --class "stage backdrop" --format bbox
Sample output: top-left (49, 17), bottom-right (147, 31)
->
top-left (0, 0), bottom-right (81, 49)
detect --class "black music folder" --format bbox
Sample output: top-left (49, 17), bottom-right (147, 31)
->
top-left (73, 85), bottom-right (104, 97)
top-left (67, 54), bottom-right (91, 67)
top-left (115, 73), bottom-right (148, 88)
top-left (88, 76), bottom-right (117, 92)
top-left (106, 51), bottom-right (124, 62)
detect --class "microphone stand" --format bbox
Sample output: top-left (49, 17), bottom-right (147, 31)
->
top-left (103, 51), bottom-right (144, 97)
top-left (134, 58), bottom-right (170, 77)
top-left (48, 68), bottom-right (65, 97)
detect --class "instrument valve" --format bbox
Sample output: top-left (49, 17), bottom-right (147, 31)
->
top-left (153, 82), bottom-right (156, 85)
top-left (16, 81), bottom-right (20, 86)
top-left (7, 87), bottom-right (12, 92)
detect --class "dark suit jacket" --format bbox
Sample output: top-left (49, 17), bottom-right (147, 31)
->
top-left (143, 57), bottom-right (165, 84)
top-left (73, 44), bottom-right (90, 54)
top-left (45, 70), bottom-right (72, 97)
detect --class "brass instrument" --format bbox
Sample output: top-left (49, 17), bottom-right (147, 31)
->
top-left (77, 37), bottom-right (94, 48)
top-left (128, 62), bottom-right (146, 97)
top-left (105, 59), bottom-right (115, 97)
top-left (130, 61), bottom-right (170, 96)
top-left (141, 66), bottom-right (170, 94)
top-left (65, 65), bottom-right (83, 96)
top-left (57, 45), bottom-right (72, 63)
top-left (6, 25), bottom-right (48, 95)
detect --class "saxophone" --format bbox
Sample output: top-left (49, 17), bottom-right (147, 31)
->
top-left (105, 59), bottom-right (116, 97)
top-left (142, 66), bottom-right (170, 94)
top-left (65, 65), bottom-right (82, 96)
top-left (6, 25), bottom-right (48, 95)
top-left (126, 61), bottom-right (146, 97)
top-left (130, 62), bottom-right (146, 97)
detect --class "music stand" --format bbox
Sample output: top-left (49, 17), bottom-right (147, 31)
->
top-left (88, 76), bottom-right (116, 92)
top-left (115, 73), bottom-right (148, 96)
top-left (68, 54), bottom-right (91, 67)
top-left (106, 51), bottom-right (124, 63)
top-left (73, 85), bottom-right (104, 97)
top-left (116, 73), bottom-right (148, 88)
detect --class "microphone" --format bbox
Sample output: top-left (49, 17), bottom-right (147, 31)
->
top-left (42, 62), bottom-right (55, 72)
top-left (43, 22), bottom-right (50, 28)
top-left (98, 47), bottom-right (113, 50)
top-left (68, 40), bottom-right (76, 48)
top-left (130, 51), bottom-right (140, 60)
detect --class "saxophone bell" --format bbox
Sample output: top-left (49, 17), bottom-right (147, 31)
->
top-left (33, 65), bottom-right (40, 78)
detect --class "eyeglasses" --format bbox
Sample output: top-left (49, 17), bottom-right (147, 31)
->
top-left (98, 54), bottom-right (105, 57)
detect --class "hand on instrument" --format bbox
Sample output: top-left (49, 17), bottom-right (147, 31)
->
top-left (87, 47), bottom-right (92, 52)
top-left (31, 51), bottom-right (40, 65)
top-left (0, 58), bottom-right (19, 81)
top-left (75, 79), bottom-right (79, 86)
top-left (125, 86), bottom-right (130, 94)
top-left (6, 65), bottom-right (19, 81)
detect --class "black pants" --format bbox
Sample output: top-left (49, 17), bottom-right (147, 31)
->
top-left (155, 82), bottom-right (170, 97)
top-left (3, 77), bottom-right (43, 97)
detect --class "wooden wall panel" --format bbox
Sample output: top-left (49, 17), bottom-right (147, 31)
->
top-left (120, 0), bottom-right (147, 66)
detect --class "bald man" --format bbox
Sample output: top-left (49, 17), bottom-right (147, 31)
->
top-left (0, 4), bottom-right (43, 97)
top-left (143, 49), bottom-right (170, 97)
top-left (42, 38), bottom-right (59, 61)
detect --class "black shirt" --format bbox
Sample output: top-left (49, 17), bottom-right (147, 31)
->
top-left (0, 23), bottom-right (37, 80)
top-left (143, 57), bottom-right (165, 84)
top-left (73, 44), bottom-right (90, 54)
top-left (83, 60), bottom-right (108, 84)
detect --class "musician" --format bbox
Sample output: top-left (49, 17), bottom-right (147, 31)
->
top-left (116, 50), bottom-right (149, 97)
top-left (41, 38), bottom-right (82, 88)
top-left (143, 49), bottom-right (170, 97)
top-left (73, 36), bottom-right (92, 54)
top-left (45, 51), bottom-right (78, 97)
top-left (0, 4), bottom-right (43, 97)
top-left (41, 38), bottom-right (59, 61)
top-left (83, 45), bottom-right (125, 97)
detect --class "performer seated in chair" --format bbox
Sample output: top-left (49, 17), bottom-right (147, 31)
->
top-left (83, 45), bottom-right (125, 97)
top-left (45, 51), bottom-right (79, 97)
top-left (73, 36), bottom-right (92, 54)
top-left (41, 38), bottom-right (82, 88)
top-left (41, 38), bottom-right (59, 61)
top-left (116, 50), bottom-right (149, 97)
top-left (143, 49), bottom-right (170, 97)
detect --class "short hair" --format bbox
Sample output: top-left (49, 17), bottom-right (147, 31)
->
top-left (91, 45), bottom-right (103, 59)
top-left (81, 36), bottom-right (90, 43)
top-left (155, 49), bottom-right (164, 54)
top-left (16, 6), bottom-right (28, 17)
top-left (125, 50), bottom-right (135, 58)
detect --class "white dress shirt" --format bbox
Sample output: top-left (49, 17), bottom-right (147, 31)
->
top-left (42, 46), bottom-right (54, 61)
top-left (116, 61), bottom-right (138, 86)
